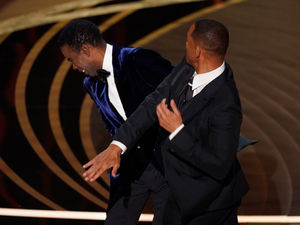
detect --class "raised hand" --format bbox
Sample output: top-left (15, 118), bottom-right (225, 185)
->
top-left (156, 98), bottom-right (183, 133)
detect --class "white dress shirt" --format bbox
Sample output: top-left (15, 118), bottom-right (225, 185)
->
top-left (102, 44), bottom-right (128, 152)
top-left (102, 44), bottom-right (127, 121)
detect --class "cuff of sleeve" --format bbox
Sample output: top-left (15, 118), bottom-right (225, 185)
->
top-left (111, 140), bottom-right (127, 154)
top-left (169, 124), bottom-right (184, 140)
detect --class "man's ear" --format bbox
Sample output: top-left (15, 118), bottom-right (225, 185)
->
top-left (81, 44), bottom-right (90, 56)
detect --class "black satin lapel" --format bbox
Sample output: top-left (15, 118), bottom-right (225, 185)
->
top-left (170, 58), bottom-right (195, 105)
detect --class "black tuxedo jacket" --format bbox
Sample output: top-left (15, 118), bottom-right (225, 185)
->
top-left (114, 57), bottom-right (249, 222)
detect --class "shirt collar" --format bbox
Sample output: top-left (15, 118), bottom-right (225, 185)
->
top-left (102, 43), bottom-right (113, 75)
top-left (192, 61), bottom-right (225, 90)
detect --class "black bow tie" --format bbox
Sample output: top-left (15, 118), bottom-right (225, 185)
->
top-left (96, 69), bottom-right (110, 83)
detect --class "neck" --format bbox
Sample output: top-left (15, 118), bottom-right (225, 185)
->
top-left (195, 55), bottom-right (224, 74)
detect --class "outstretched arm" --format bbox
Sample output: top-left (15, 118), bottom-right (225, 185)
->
top-left (82, 57), bottom-right (191, 182)
top-left (82, 84), bottom-right (168, 182)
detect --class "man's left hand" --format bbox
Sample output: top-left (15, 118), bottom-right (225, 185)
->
top-left (156, 98), bottom-right (183, 133)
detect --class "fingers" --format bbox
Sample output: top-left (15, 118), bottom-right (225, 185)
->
top-left (91, 170), bottom-right (104, 182)
top-left (86, 167), bottom-right (106, 182)
top-left (83, 168), bottom-right (95, 182)
top-left (83, 161), bottom-right (108, 182)
top-left (82, 153), bottom-right (105, 182)
top-left (82, 145), bottom-right (122, 182)
top-left (160, 98), bottom-right (169, 112)
top-left (111, 163), bottom-right (120, 178)
top-left (156, 98), bottom-right (183, 133)
top-left (170, 99), bottom-right (180, 116)
top-left (156, 98), bottom-right (170, 118)
top-left (156, 98), bottom-right (179, 118)
top-left (82, 158), bottom-right (95, 169)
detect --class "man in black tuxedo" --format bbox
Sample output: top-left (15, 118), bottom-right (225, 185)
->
top-left (83, 19), bottom-right (249, 225)
top-left (58, 19), bottom-right (173, 225)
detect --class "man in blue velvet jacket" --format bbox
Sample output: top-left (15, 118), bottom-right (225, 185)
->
top-left (58, 19), bottom-right (173, 225)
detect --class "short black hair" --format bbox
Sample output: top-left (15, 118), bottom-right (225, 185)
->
top-left (192, 19), bottom-right (229, 55)
top-left (57, 19), bottom-right (104, 52)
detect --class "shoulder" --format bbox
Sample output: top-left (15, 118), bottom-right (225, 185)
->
top-left (112, 46), bottom-right (138, 66)
top-left (113, 46), bottom-right (139, 58)
top-left (132, 47), bottom-right (166, 61)
top-left (114, 45), bottom-right (167, 62)
top-left (213, 75), bottom-right (241, 111)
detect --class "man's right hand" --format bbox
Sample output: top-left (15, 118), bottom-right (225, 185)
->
top-left (82, 144), bottom-right (122, 182)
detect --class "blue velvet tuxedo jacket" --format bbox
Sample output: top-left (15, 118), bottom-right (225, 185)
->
top-left (114, 57), bottom-right (249, 223)
top-left (83, 46), bottom-right (173, 182)
top-left (83, 45), bottom-right (173, 136)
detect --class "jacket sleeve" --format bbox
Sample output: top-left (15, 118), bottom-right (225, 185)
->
top-left (113, 57), bottom-right (188, 151)
top-left (168, 92), bottom-right (242, 181)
